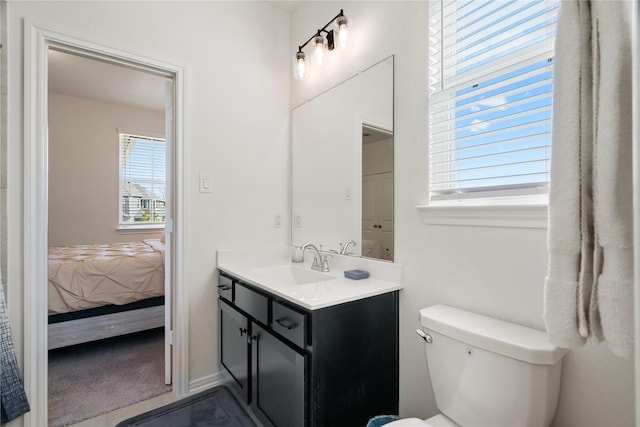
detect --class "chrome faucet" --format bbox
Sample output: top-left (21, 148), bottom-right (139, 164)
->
top-left (339, 240), bottom-right (357, 255)
top-left (300, 243), bottom-right (330, 272)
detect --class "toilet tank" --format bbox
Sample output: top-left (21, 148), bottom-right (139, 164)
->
top-left (420, 305), bottom-right (567, 427)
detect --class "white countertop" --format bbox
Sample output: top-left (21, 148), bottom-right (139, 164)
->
top-left (217, 247), bottom-right (403, 310)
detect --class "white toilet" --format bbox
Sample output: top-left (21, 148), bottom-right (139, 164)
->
top-left (388, 305), bottom-right (567, 427)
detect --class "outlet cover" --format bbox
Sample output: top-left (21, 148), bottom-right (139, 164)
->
top-left (274, 213), bottom-right (283, 228)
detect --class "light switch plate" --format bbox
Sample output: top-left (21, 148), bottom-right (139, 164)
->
top-left (199, 174), bottom-right (212, 193)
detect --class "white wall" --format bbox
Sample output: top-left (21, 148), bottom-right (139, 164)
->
top-left (291, 2), bottom-right (635, 426)
top-left (48, 93), bottom-right (165, 246)
top-left (0, 0), bottom-right (7, 292)
top-left (6, 1), bottom-right (290, 416)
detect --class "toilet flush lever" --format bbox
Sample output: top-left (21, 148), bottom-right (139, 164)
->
top-left (416, 329), bottom-right (432, 343)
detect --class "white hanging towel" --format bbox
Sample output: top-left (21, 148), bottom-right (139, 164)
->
top-left (588, 0), bottom-right (634, 357)
top-left (544, 0), bottom-right (633, 357)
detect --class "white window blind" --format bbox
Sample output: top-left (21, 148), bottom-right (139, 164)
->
top-left (429, 0), bottom-right (558, 201)
top-left (119, 133), bottom-right (166, 225)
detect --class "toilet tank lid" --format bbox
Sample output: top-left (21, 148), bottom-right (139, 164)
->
top-left (420, 305), bottom-right (567, 365)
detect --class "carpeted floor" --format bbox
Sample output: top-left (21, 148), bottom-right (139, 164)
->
top-left (48, 328), bottom-right (172, 427)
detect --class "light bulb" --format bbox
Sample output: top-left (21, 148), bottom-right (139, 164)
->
top-left (294, 51), bottom-right (306, 81)
top-left (337, 16), bottom-right (349, 50)
top-left (313, 35), bottom-right (326, 66)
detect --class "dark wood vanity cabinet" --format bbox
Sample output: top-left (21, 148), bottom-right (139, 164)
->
top-left (218, 271), bottom-right (399, 427)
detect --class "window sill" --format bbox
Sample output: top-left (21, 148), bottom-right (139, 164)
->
top-left (116, 225), bottom-right (165, 234)
top-left (416, 204), bottom-right (548, 228)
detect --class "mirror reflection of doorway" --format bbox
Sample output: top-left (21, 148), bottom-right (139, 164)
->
top-left (361, 124), bottom-right (393, 261)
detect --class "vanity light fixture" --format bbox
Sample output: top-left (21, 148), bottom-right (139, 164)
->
top-left (313, 35), bottom-right (327, 66)
top-left (336, 15), bottom-right (349, 50)
top-left (294, 9), bottom-right (349, 81)
top-left (294, 51), bottom-right (307, 80)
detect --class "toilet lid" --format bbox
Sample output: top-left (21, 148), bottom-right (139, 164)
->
top-left (385, 414), bottom-right (458, 427)
top-left (424, 414), bottom-right (460, 427)
top-left (385, 418), bottom-right (429, 427)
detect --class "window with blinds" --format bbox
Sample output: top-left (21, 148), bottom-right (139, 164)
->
top-left (428, 0), bottom-right (558, 202)
top-left (119, 133), bottom-right (166, 226)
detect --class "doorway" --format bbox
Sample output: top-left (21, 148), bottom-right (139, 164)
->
top-left (24, 23), bottom-right (188, 427)
top-left (46, 49), bottom-right (173, 425)
top-left (361, 124), bottom-right (394, 261)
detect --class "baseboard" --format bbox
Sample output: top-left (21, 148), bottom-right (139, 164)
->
top-left (188, 371), bottom-right (229, 395)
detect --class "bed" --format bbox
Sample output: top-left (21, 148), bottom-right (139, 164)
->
top-left (47, 239), bottom-right (165, 350)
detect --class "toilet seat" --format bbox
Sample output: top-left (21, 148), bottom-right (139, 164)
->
top-left (385, 414), bottom-right (459, 427)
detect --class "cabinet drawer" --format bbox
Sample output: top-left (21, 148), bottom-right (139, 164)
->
top-left (217, 274), bottom-right (233, 301)
top-left (272, 301), bottom-right (306, 348)
top-left (235, 282), bottom-right (268, 325)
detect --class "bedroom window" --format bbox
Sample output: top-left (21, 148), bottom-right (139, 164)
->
top-left (119, 133), bottom-right (166, 227)
top-left (428, 0), bottom-right (558, 204)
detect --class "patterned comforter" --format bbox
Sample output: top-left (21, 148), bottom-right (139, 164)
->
top-left (48, 239), bottom-right (165, 314)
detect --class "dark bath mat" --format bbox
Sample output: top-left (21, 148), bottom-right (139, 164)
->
top-left (115, 385), bottom-right (256, 427)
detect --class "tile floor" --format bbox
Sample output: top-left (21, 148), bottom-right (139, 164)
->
top-left (67, 385), bottom-right (264, 427)
top-left (68, 392), bottom-right (178, 427)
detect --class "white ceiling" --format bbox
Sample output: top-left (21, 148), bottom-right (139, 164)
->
top-left (267, 1), bottom-right (301, 12)
top-left (363, 125), bottom-right (393, 144)
top-left (47, 2), bottom-right (298, 110)
top-left (48, 49), bottom-right (169, 112)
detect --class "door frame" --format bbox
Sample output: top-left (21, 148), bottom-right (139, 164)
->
top-left (23, 21), bottom-right (189, 426)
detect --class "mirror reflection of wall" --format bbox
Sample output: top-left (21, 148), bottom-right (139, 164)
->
top-left (291, 56), bottom-right (393, 261)
top-left (361, 125), bottom-right (393, 261)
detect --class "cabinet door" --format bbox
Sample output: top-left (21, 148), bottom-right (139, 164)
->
top-left (252, 323), bottom-right (306, 427)
top-left (219, 299), bottom-right (250, 402)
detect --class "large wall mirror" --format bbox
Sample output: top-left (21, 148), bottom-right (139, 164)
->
top-left (292, 56), bottom-right (394, 261)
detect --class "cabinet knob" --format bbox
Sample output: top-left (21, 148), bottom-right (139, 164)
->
top-left (239, 328), bottom-right (248, 337)
top-left (218, 284), bottom-right (231, 291)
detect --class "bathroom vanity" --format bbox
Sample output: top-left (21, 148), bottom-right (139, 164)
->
top-left (217, 247), bottom-right (402, 427)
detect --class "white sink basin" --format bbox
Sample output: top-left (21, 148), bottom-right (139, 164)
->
top-left (251, 264), bottom-right (337, 285)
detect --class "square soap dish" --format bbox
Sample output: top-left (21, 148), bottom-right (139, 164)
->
top-left (344, 269), bottom-right (369, 280)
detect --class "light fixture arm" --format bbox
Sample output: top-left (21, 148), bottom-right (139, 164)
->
top-left (297, 9), bottom-right (345, 53)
